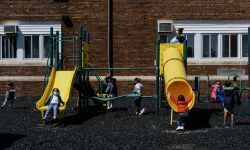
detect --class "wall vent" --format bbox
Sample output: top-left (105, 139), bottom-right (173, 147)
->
top-left (4, 25), bottom-right (18, 34)
top-left (157, 20), bottom-right (173, 33)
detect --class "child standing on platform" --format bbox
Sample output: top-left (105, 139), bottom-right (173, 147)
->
top-left (170, 27), bottom-right (185, 44)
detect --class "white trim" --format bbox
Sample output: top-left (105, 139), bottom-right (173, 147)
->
top-left (0, 75), bottom-right (247, 82)
top-left (0, 21), bottom-right (61, 35)
top-left (188, 59), bottom-right (247, 65)
top-left (174, 20), bottom-right (250, 33)
top-left (0, 60), bottom-right (47, 66)
top-left (0, 76), bottom-right (44, 81)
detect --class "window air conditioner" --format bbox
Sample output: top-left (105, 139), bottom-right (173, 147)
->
top-left (4, 25), bottom-right (18, 34)
top-left (157, 20), bottom-right (173, 33)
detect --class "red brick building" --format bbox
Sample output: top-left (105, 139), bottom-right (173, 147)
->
top-left (0, 0), bottom-right (249, 97)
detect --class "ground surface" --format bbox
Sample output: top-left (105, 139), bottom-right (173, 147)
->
top-left (1, 96), bottom-right (250, 150)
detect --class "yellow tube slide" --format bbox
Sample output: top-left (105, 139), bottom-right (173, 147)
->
top-left (160, 44), bottom-right (195, 112)
top-left (36, 67), bottom-right (77, 118)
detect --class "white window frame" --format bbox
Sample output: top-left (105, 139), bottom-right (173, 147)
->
top-left (24, 35), bottom-right (50, 60)
top-left (0, 21), bottom-right (61, 65)
top-left (202, 34), bottom-right (219, 58)
top-left (24, 35), bottom-right (39, 59)
top-left (241, 34), bottom-right (248, 58)
top-left (172, 20), bottom-right (249, 64)
top-left (1, 35), bottom-right (17, 59)
top-left (221, 34), bottom-right (238, 58)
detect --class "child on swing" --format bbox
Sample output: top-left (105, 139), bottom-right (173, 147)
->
top-left (211, 81), bottom-right (224, 103)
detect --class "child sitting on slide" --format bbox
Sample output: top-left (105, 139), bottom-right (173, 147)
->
top-left (211, 81), bottom-right (224, 103)
top-left (170, 94), bottom-right (192, 131)
top-left (43, 88), bottom-right (64, 120)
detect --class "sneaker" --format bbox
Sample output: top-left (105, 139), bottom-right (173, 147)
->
top-left (176, 126), bottom-right (184, 131)
top-left (176, 126), bottom-right (182, 131)
top-left (138, 108), bottom-right (145, 115)
top-left (107, 102), bottom-right (113, 110)
top-left (42, 117), bottom-right (47, 120)
top-left (53, 116), bottom-right (57, 120)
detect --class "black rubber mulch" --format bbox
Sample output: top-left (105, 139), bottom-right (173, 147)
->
top-left (1, 97), bottom-right (250, 150)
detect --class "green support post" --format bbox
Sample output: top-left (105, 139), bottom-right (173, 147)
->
top-left (247, 27), bottom-right (250, 115)
top-left (184, 40), bottom-right (187, 72)
top-left (155, 40), bottom-right (160, 115)
top-left (55, 31), bottom-right (59, 70)
top-left (60, 33), bottom-right (64, 70)
top-left (49, 27), bottom-right (53, 68)
top-left (78, 26), bottom-right (83, 111)
top-left (85, 32), bottom-right (90, 80)
top-left (86, 31), bottom-right (90, 107)
top-left (79, 26), bottom-right (83, 68)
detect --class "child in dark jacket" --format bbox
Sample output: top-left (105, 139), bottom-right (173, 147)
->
top-left (107, 78), bottom-right (117, 109)
top-left (223, 80), bottom-right (237, 127)
top-left (43, 88), bottom-right (64, 120)
top-left (0, 83), bottom-right (18, 109)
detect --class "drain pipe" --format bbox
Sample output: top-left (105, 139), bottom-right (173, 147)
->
top-left (108, 0), bottom-right (113, 77)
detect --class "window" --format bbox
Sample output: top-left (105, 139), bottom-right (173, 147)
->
top-left (43, 36), bottom-right (50, 58)
top-left (203, 34), bottom-right (218, 58)
top-left (242, 34), bottom-right (248, 57)
top-left (222, 34), bottom-right (237, 58)
top-left (186, 34), bottom-right (194, 58)
top-left (158, 34), bottom-right (174, 43)
top-left (2, 35), bottom-right (17, 58)
top-left (0, 22), bottom-right (60, 61)
top-left (25, 35), bottom-right (39, 58)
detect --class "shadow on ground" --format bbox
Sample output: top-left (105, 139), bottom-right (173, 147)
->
top-left (57, 106), bottom-right (128, 127)
top-left (0, 133), bottom-right (27, 149)
top-left (187, 108), bottom-right (223, 130)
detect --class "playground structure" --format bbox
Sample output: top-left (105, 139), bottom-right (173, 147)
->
top-left (35, 25), bottom-right (193, 120)
top-left (36, 26), bottom-right (159, 119)
top-left (36, 27), bottom-right (89, 118)
top-left (35, 25), bottom-right (250, 123)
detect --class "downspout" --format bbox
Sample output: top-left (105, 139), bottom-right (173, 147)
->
top-left (108, 0), bottom-right (113, 76)
top-left (247, 27), bottom-right (250, 115)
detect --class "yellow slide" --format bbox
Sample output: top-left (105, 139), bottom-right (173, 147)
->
top-left (160, 43), bottom-right (195, 112)
top-left (36, 67), bottom-right (77, 118)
